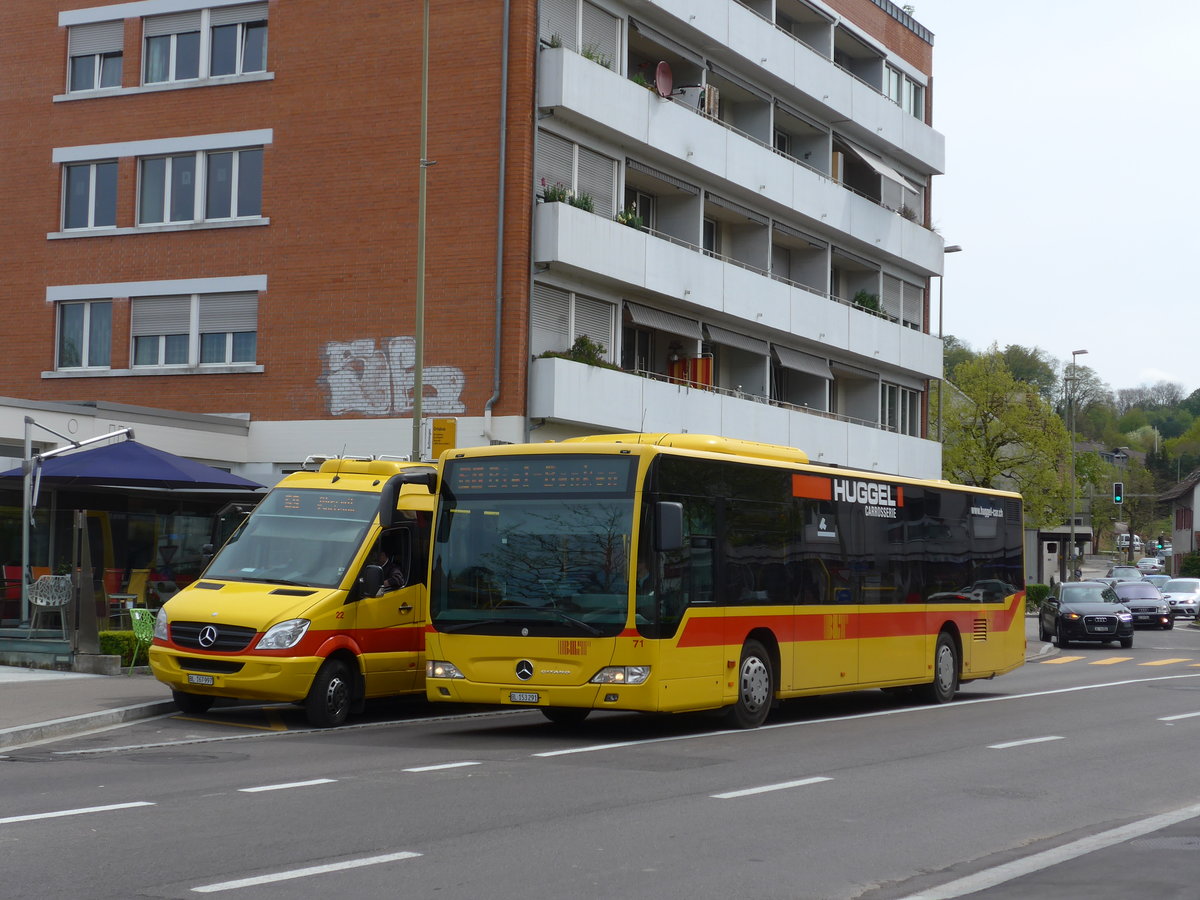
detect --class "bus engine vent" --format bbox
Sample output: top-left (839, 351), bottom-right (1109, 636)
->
top-left (972, 618), bottom-right (988, 641)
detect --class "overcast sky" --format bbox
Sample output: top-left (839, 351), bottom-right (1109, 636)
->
top-left (910, 0), bottom-right (1200, 398)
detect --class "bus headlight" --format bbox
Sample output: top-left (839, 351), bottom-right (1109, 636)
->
top-left (591, 666), bottom-right (650, 685)
top-left (256, 619), bottom-right (310, 650)
top-left (154, 607), bottom-right (169, 641)
top-left (427, 660), bottom-right (465, 679)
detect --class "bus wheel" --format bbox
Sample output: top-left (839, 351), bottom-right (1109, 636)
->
top-left (305, 659), bottom-right (353, 728)
top-left (915, 632), bottom-right (959, 704)
top-left (541, 707), bottom-right (590, 725)
top-left (727, 639), bottom-right (774, 728)
top-left (171, 690), bottom-right (214, 715)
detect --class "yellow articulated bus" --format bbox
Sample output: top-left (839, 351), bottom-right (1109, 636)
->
top-left (149, 458), bottom-right (437, 727)
top-left (424, 433), bottom-right (1026, 727)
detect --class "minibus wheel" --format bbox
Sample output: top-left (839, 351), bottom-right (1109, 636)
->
top-left (171, 690), bottom-right (214, 714)
top-left (726, 639), bottom-right (773, 728)
top-left (306, 659), bottom-right (353, 728)
top-left (541, 707), bottom-right (590, 725)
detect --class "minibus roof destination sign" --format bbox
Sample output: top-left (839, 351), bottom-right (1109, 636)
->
top-left (447, 455), bottom-right (635, 495)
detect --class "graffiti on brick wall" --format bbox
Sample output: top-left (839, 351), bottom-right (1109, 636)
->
top-left (321, 335), bottom-right (466, 416)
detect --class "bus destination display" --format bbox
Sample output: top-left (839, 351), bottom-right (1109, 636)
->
top-left (448, 455), bottom-right (635, 495)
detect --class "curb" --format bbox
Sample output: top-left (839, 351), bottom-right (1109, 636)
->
top-left (0, 699), bottom-right (177, 751)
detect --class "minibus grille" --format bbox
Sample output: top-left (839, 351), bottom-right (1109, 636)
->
top-left (170, 622), bottom-right (257, 651)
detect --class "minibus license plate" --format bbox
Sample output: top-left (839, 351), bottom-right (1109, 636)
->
top-left (187, 674), bottom-right (215, 686)
top-left (509, 691), bottom-right (539, 703)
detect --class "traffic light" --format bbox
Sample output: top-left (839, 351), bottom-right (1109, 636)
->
top-left (1113, 482), bottom-right (1124, 504)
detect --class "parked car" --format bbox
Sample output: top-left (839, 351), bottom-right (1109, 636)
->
top-left (1116, 534), bottom-right (1143, 552)
top-left (1038, 581), bottom-right (1134, 649)
top-left (1105, 565), bottom-right (1145, 585)
top-left (1160, 578), bottom-right (1200, 619)
top-left (1113, 581), bottom-right (1173, 629)
top-left (1144, 574), bottom-right (1172, 590)
top-left (1136, 557), bottom-right (1165, 574)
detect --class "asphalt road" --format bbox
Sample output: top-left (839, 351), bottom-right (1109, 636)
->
top-left (5, 616), bottom-right (1200, 899)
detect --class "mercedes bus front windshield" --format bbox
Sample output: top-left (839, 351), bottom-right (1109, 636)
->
top-left (429, 454), bottom-right (638, 637)
top-left (204, 488), bottom-right (380, 589)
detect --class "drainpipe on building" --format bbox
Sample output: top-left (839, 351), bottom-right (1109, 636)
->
top-left (482, 0), bottom-right (511, 445)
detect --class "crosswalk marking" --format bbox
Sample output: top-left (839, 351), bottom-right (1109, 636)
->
top-left (1040, 656), bottom-right (1194, 667)
top-left (1040, 656), bottom-right (1085, 664)
top-left (1139, 658), bottom-right (1192, 666)
top-left (1090, 657), bottom-right (1132, 665)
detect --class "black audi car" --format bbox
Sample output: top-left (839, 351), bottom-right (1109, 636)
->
top-left (1038, 581), bottom-right (1134, 649)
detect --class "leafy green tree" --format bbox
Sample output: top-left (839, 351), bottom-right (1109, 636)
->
top-left (1001, 345), bottom-right (1058, 402)
top-left (939, 350), bottom-right (1071, 528)
top-left (941, 334), bottom-right (975, 381)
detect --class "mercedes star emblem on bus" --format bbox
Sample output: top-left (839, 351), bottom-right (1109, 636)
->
top-left (515, 660), bottom-right (534, 680)
top-left (198, 625), bottom-right (219, 648)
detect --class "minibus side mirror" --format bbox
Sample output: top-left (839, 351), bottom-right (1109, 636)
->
top-left (655, 501), bottom-right (683, 552)
top-left (358, 565), bottom-right (383, 600)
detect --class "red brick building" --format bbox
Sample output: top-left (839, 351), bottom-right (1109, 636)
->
top-left (2, 0), bottom-right (947, 481)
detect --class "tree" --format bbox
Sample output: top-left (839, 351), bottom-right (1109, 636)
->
top-left (939, 350), bottom-right (1071, 528)
top-left (941, 334), bottom-right (975, 381)
top-left (1001, 344), bottom-right (1058, 402)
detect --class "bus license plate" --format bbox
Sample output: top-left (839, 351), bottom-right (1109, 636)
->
top-left (509, 691), bottom-right (539, 704)
top-left (187, 674), bottom-right (215, 686)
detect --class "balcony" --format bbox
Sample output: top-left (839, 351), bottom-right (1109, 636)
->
top-left (634, 0), bottom-right (944, 172)
top-left (532, 201), bottom-right (941, 381)
top-left (537, 47), bottom-right (943, 275)
top-left (528, 357), bottom-right (941, 478)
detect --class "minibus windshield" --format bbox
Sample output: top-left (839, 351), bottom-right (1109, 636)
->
top-left (204, 488), bottom-right (379, 588)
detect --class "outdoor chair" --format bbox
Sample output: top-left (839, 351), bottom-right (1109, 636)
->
top-left (25, 574), bottom-right (74, 639)
top-left (128, 607), bottom-right (157, 673)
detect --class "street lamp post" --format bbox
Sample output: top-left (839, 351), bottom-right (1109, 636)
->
top-left (1068, 348), bottom-right (1088, 579)
top-left (936, 244), bottom-right (962, 443)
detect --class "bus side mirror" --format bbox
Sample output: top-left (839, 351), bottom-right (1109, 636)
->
top-left (378, 468), bottom-right (437, 529)
top-left (655, 501), bottom-right (683, 552)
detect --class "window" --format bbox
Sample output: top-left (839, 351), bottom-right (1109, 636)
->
top-left (68, 21), bottom-right (124, 91)
top-left (530, 283), bottom-right (615, 359)
top-left (622, 187), bottom-right (655, 230)
top-left (137, 148), bottom-right (262, 224)
top-left (144, 4), bottom-right (268, 84)
top-left (131, 293), bottom-right (258, 367)
top-left (63, 161), bottom-right (118, 229)
top-left (535, 131), bottom-right (616, 216)
top-left (57, 301), bottom-right (112, 368)
top-left (702, 217), bottom-right (719, 256)
top-left (882, 383), bottom-right (920, 436)
top-left (885, 66), bottom-right (902, 105)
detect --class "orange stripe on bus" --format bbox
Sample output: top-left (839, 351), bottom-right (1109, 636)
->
top-left (792, 474), bottom-right (831, 500)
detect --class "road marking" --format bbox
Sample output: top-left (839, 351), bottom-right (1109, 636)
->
top-left (711, 776), bottom-right (832, 799)
top-left (894, 801), bottom-right (1200, 900)
top-left (238, 778), bottom-right (336, 793)
top-left (532, 672), bottom-right (1200, 757)
top-left (1040, 656), bottom-right (1084, 664)
top-left (1159, 711), bottom-right (1200, 722)
top-left (0, 801), bottom-right (153, 825)
top-left (1139, 658), bottom-right (1192, 666)
top-left (987, 736), bottom-right (1063, 749)
top-left (191, 850), bottom-right (422, 892)
top-left (402, 761), bottom-right (481, 772)
top-left (1090, 657), bottom-right (1132, 665)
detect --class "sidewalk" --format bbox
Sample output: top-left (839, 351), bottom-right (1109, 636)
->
top-left (0, 665), bottom-right (175, 751)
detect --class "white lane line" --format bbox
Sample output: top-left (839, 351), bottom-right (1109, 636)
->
top-left (191, 850), bottom-right (422, 893)
top-left (1159, 711), bottom-right (1200, 722)
top-left (533, 672), bottom-right (1200, 758)
top-left (238, 778), bottom-right (336, 793)
top-left (988, 736), bottom-right (1063, 750)
top-left (0, 801), bottom-right (154, 825)
top-left (895, 801), bottom-right (1200, 900)
top-left (711, 776), bottom-right (832, 799)
top-left (402, 761), bottom-right (481, 772)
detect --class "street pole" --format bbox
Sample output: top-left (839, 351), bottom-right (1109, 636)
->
top-left (936, 244), bottom-right (962, 444)
top-left (1068, 348), bottom-right (1087, 579)
top-left (410, 0), bottom-right (431, 461)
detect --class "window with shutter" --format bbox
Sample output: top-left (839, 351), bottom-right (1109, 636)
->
top-left (536, 131), bottom-right (575, 201)
top-left (580, 2), bottom-right (618, 69)
top-left (882, 275), bottom-right (902, 322)
top-left (576, 146), bottom-right (615, 216)
top-left (902, 281), bottom-right (923, 330)
top-left (531, 283), bottom-right (570, 356)
top-left (540, 0), bottom-right (578, 50)
top-left (573, 295), bottom-right (614, 359)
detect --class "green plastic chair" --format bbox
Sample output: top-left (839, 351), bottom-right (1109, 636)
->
top-left (128, 607), bottom-right (156, 673)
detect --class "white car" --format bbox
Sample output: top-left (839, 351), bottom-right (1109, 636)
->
top-left (1136, 557), bottom-right (1164, 574)
top-left (1160, 578), bottom-right (1200, 618)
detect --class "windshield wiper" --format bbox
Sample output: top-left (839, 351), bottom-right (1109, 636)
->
top-left (438, 608), bottom-right (603, 636)
top-left (233, 576), bottom-right (310, 587)
top-left (540, 608), bottom-right (603, 635)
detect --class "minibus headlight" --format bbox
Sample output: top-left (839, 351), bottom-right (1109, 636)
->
top-left (591, 666), bottom-right (650, 685)
top-left (154, 607), bottom-right (169, 641)
top-left (256, 619), bottom-right (311, 650)
top-left (426, 660), bottom-right (465, 679)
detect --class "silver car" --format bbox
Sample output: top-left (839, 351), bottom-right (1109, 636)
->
top-left (1160, 578), bottom-right (1200, 619)
top-left (1113, 581), bottom-right (1173, 629)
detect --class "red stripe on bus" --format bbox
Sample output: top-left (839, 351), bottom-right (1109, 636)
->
top-left (792, 474), bottom-right (831, 500)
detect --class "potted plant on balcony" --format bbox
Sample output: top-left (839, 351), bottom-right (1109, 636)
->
top-left (615, 205), bottom-right (644, 230)
top-left (537, 335), bottom-right (621, 370)
top-left (852, 290), bottom-right (881, 313)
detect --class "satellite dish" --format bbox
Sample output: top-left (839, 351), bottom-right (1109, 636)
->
top-left (655, 61), bottom-right (673, 98)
